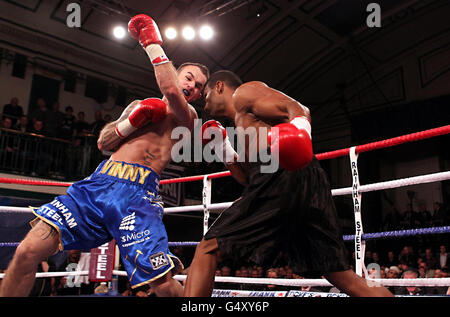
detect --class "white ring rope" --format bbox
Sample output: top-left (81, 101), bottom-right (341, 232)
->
top-left (331, 170), bottom-right (450, 196)
top-left (0, 271), bottom-right (449, 287)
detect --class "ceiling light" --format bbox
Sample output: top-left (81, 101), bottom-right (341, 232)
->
top-left (199, 25), bottom-right (214, 40)
top-left (182, 26), bottom-right (196, 40)
top-left (113, 26), bottom-right (126, 39)
top-left (165, 27), bottom-right (177, 40)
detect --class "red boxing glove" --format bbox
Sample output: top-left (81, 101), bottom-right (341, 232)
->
top-left (268, 116), bottom-right (313, 170)
top-left (128, 14), bottom-right (169, 66)
top-left (201, 120), bottom-right (237, 164)
top-left (128, 14), bottom-right (162, 47)
top-left (115, 98), bottom-right (167, 138)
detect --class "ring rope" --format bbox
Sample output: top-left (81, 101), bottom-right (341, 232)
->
top-left (0, 125), bottom-right (448, 187)
top-left (0, 270), bottom-right (448, 287)
top-left (2, 169), bottom-right (446, 215)
top-left (2, 226), bottom-right (449, 248)
top-left (315, 124), bottom-right (450, 160)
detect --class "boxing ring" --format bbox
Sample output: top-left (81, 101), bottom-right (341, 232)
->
top-left (1, 125), bottom-right (450, 297)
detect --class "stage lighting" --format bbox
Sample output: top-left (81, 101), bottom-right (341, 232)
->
top-left (113, 26), bottom-right (126, 39)
top-left (199, 25), bottom-right (214, 40)
top-left (165, 27), bottom-right (177, 40)
top-left (182, 26), bottom-right (196, 40)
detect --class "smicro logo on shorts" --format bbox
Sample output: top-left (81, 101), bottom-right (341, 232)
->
top-left (118, 212), bottom-right (151, 247)
top-left (119, 212), bottom-right (136, 231)
top-left (120, 230), bottom-right (150, 243)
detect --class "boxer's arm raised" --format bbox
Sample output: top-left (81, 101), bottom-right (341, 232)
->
top-left (128, 14), bottom-right (194, 129)
top-left (153, 62), bottom-right (196, 128)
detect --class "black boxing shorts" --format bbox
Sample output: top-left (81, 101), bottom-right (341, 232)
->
top-left (204, 157), bottom-right (350, 276)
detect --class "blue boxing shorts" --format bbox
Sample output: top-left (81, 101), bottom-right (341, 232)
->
top-left (30, 159), bottom-right (183, 288)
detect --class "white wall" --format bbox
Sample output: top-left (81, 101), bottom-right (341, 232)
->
top-left (0, 57), bottom-right (125, 123)
top-left (0, 59), bottom-right (32, 114)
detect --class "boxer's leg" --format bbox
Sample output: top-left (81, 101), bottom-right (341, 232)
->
top-left (0, 220), bottom-right (60, 296)
top-left (324, 270), bottom-right (394, 297)
top-left (184, 238), bottom-right (219, 297)
top-left (149, 271), bottom-right (184, 297)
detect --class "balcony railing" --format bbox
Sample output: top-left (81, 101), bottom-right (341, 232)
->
top-left (0, 128), bottom-right (105, 180)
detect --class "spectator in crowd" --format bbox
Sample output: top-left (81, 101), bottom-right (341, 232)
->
top-left (44, 101), bottom-right (64, 137)
top-left (432, 202), bottom-right (447, 226)
top-left (73, 111), bottom-right (91, 137)
top-left (213, 265), bottom-right (232, 290)
top-left (240, 267), bottom-right (249, 278)
top-left (417, 202), bottom-right (432, 227)
top-left (2, 97), bottom-right (23, 126)
top-left (51, 250), bottom-right (94, 296)
top-left (428, 268), bottom-right (449, 295)
top-left (383, 204), bottom-right (401, 231)
top-left (91, 110), bottom-right (106, 137)
top-left (364, 250), bottom-right (373, 266)
top-left (395, 269), bottom-right (425, 296)
top-left (285, 267), bottom-right (293, 279)
top-left (60, 106), bottom-right (76, 140)
top-left (0, 117), bottom-right (17, 169)
top-left (1, 117), bottom-right (13, 129)
top-left (13, 115), bottom-right (28, 133)
top-left (384, 251), bottom-right (397, 268)
top-left (401, 203), bottom-right (422, 229)
top-left (29, 98), bottom-right (48, 127)
top-left (94, 282), bottom-right (109, 295)
top-left (264, 268), bottom-right (278, 291)
top-left (256, 266), bottom-right (264, 277)
top-left (398, 245), bottom-right (417, 268)
top-left (371, 252), bottom-right (381, 265)
top-left (438, 245), bottom-right (449, 270)
top-left (418, 262), bottom-right (428, 278)
top-left (385, 265), bottom-right (400, 295)
top-left (221, 266), bottom-right (231, 277)
top-left (27, 119), bottom-right (45, 135)
top-left (386, 265), bottom-right (400, 277)
top-left (424, 247), bottom-right (438, 269)
top-left (386, 265), bottom-right (401, 284)
top-left (23, 119), bottom-right (53, 176)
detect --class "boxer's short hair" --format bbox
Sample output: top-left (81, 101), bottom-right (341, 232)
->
top-left (206, 70), bottom-right (242, 90)
top-left (177, 62), bottom-right (210, 79)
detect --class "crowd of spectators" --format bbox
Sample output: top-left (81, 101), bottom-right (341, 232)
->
top-left (1, 97), bottom-right (111, 139)
top-left (205, 243), bottom-right (450, 295)
top-left (382, 202), bottom-right (449, 231)
top-left (1, 97), bottom-right (112, 178)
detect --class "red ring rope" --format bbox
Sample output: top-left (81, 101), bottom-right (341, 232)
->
top-left (1, 125), bottom-right (448, 187)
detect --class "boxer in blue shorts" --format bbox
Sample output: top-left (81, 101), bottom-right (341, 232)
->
top-left (0, 14), bottom-right (209, 297)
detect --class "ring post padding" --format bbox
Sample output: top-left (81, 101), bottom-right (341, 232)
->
top-left (202, 175), bottom-right (212, 235)
top-left (349, 147), bottom-right (367, 277)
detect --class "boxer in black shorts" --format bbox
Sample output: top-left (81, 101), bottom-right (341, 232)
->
top-left (183, 71), bottom-right (393, 297)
